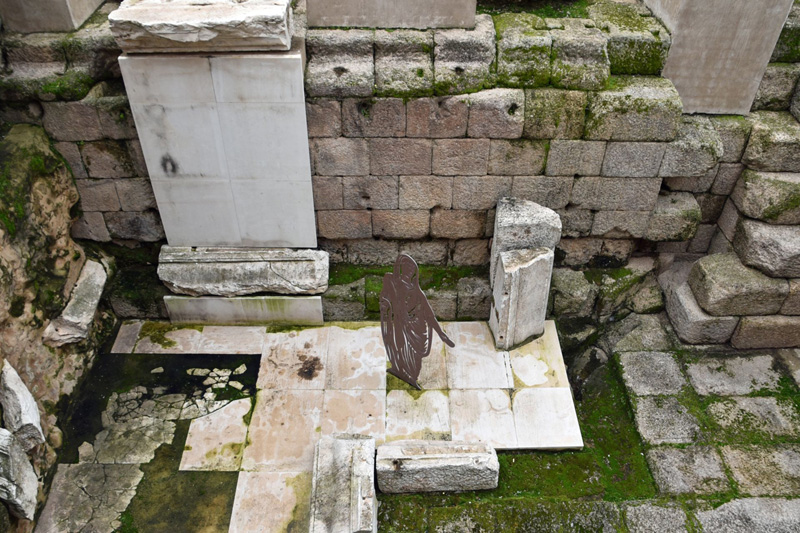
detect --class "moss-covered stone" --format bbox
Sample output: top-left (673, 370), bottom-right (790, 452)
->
top-left (550, 22), bottom-right (610, 90)
top-left (494, 13), bottom-right (552, 88)
top-left (523, 87), bottom-right (587, 139)
top-left (732, 169), bottom-right (800, 224)
top-left (742, 111), bottom-right (800, 173)
top-left (644, 192), bottom-right (701, 242)
top-left (771, 3), bottom-right (800, 63)
top-left (0, 67), bottom-right (95, 103)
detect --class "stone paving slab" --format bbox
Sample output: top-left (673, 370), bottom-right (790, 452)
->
top-left (708, 397), bottom-right (800, 437)
top-left (111, 321), bottom-right (143, 354)
top-left (509, 320), bottom-right (570, 387)
top-left (696, 497), bottom-right (800, 533)
top-left (134, 327), bottom-right (203, 354)
top-left (257, 328), bottom-right (330, 390)
top-left (721, 445), bottom-right (800, 496)
top-left (624, 503), bottom-right (688, 533)
top-left (325, 326), bottom-right (386, 390)
top-left (620, 352), bottom-right (687, 396)
top-left (449, 389), bottom-right (517, 449)
top-left (195, 326), bottom-right (267, 354)
top-left (647, 446), bottom-right (730, 495)
top-left (634, 396), bottom-right (700, 445)
top-left (686, 355), bottom-right (781, 396)
top-left (180, 398), bottom-right (251, 471)
top-left (385, 390), bottom-right (451, 442)
top-left (229, 471), bottom-right (311, 533)
top-left (320, 389), bottom-right (386, 442)
top-left (512, 388), bottom-right (583, 449)
top-left (443, 322), bottom-right (514, 389)
top-left (241, 389), bottom-right (324, 473)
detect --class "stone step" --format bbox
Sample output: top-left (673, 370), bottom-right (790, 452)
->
top-left (688, 253), bottom-right (790, 316)
top-left (309, 435), bottom-right (377, 533)
top-left (376, 440), bottom-right (499, 493)
top-left (731, 169), bottom-right (800, 225)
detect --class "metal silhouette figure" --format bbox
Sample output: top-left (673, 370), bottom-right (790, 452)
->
top-left (380, 254), bottom-right (455, 390)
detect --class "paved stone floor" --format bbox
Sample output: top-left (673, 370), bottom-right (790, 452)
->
top-left (37, 320), bottom-right (583, 532)
top-left (34, 315), bottom-right (800, 532)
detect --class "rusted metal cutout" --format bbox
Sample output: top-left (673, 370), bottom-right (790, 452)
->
top-left (380, 254), bottom-right (455, 390)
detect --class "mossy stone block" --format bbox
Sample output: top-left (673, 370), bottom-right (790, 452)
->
top-left (494, 13), bottom-right (552, 88)
top-left (742, 111), bottom-right (800, 173)
top-left (523, 87), bottom-right (586, 139)
top-left (732, 169), bottom-right (800, 224)
top-left (550, 21), bottom-right (610, 91)
top-left (772, 4), bottom-right (800, 63)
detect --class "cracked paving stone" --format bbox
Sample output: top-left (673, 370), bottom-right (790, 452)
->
top-left (35, 463), bottom-right (143, 533)
top-left (84, 416), bottom-right (176, 464)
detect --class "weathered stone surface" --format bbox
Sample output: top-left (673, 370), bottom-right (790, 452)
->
top-left (709, 116), bottom-right (753, 163)
top-left (659, 264), bottom-right (739, 345)
top-left (686, 355), bottom-right (780, 396)
top-left (342, 98), bottom-right (405, 138)
top-left (310, 435), bottom-right (376, 533)
top-left (506, 176), bottom-right (572, 210)
top-left (374, 29), bottom-right (434, 98)
top-left (695, 193), bottom-right (727, 223)
top-left (697, 497), bottom-right (800, 533)
top-left (376, 440), bottom-right (499, 493)
top-left (406, 97), bottom-right (469, 138)
top-left (752, 63), bottom-right (800, 111)
top-left (311, 138), bottom-right (369, 176)
top-left (317, 211), bottom-right (372, 240)
top-left (0, 361), bottom-right (44, 452)
top-left (489, 140), bottom-right (547, 175)
top-left (620, 352), bottom-right (686, 396)
top-left (571, 177), bottom-right (661, 211)
top-left (0, 429), bottom-right (38, 520)
top-left (42, 101), bottom-right (103, 142)
top-left (712, 163), bottom-right (745, 195)
top-left (495, 13), bottom-right (551, 88)
top-left (322, 279), bottom-right (366, 321)
top-left (792, 84), bottom-right (800, 123)
top-left (109, 0), bottom-right (292, 53)
top-left (688, 253), bottom-right (789, 316)
top-left (307, 99), bottom-right (342, 138)
top-left (601, 142), bottom-right (664, 178)
top-left (635, 397), bottom-right (700, 445)
top-left (585, 76), bottom-right (682, 141)
top-left (104, 211), bottom-right (165, 242)
top-left (551, 268), bottom-right (597, 317)
top-left (452, 176), bottom-right (512, 210)
top-left (721, 445), bottom-right (800, 496)
top-left (399, 176), bottom-right (453, 209)
top-left (523, 88), bottom-right (586, 139)
top-left (731, 170), bottom-right (800, 224)
top-left (115, 178), bottom-right (157, 212)
top-left (644, 192), bottom-right (701, 242)
top-left (550, 21), bottom-right (610, 90)
top-left (490, 248), bottom-right (554, 349)
top-left (546, 140), bottom-right (606, 176)
top-left (430, 210), bottom-right (486, 239)
top-left (346, 175), bottom-right (399, 208)
top-left (717, 199), bottom-right (741, 242)
top-left (734, 218), bottom-right (800, 278)
top-left (660, 116), bottom-right (724, 178)
top-left (772, 2), bottom-right (800, 62)
top-left (433, 15), bottom-right (496, 95)
top-left (373, 210), bottom-right (430, 239)
top-left (157, 247), bottom-right (328, 297)
top-left (647, 446), bottom-right (729, 495)
top-left (732, 315), bottom-right (800, 349)
top-left (625, 503), bottom-right (687, 533)
top-left (43, 260), bottom-right (107, 347)
top-left (457, 277), bottom-right (492, 319)
top-left (35, 463), bottom-right (142, 530)
top-left (305, 30), bottom-right (374, 98)
top-left (433, 138), bottom-right (489, 176)
top-left (592, 210), bottom-right (650, 238)
top-left (742, 111), bottom-right (800, 173)
top-left (80, 141), bottom-right (135, 179)
top-left (490, 197), bottom-right (561, 282)
top-left (165, 295), bottom-right (324, 325)
top-left (466, 89), bottom-right (525, 139)
top-left (306, 0), bottom-right (477, 29)
top-left (588, 1), bottom-right (670, 75)
top-left (782, 279), bottom-right (800, 315)
top-left (708, 397), bottom-right (800, 437)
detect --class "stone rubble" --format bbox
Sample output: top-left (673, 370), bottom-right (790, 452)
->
top-left (0, 429), bottom-right (38, 520)
top-left (43, 260), bottom-right (107, 347)
top-left (0, 360), bottom-right (45, 452)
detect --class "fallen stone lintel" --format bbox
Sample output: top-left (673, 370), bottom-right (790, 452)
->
top-left (376, 440), bottom-right (499, 494)
top-left (310, 435), bottom-right (377, 533)
top-left (157, 246), bottom-right (329, 297)
top-left (43, 260), bottom-right (107, 347)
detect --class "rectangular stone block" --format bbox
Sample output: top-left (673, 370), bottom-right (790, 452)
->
top-left (585, 76), bottom-right (682, 141)
top-left (489, 140), bottom-right (548, 176)
top-left (348, 239), bottom-right (400, 265)
top-left (76, 179), bottom-right (121, 212)
top-left (708, 116), bottom-right (753, 163)
top-left (731, 170), bottom-right (800, 225)
top-left (490, 248), bottom-right (554, 349)
top-left (752, 63), bottom-right (800, 111)
top-left (312, 176), bottom-right (344, 210)
top-left (312, 138), bottom-right (370, 176)
top-left (109, 0), bottom-right (293, 53)
top-left (430, 210), bottom-right (486, 239)
top-left (433, 139), bottom-right (490, 176)
top-left (307, 0), bottom-right (476, 29)
top-left (644, 192), bottom-right (701, 242)
top-left (317, 211), bottom-right (372, 240)
top-left (591, 211), bottom-right (651, 239)
top-left (742, 111), bottom-right (800, 173)
top-left (42, 261), bottom-right (107, 347)
top-left (164, 295), bottom-right (324, 325)
top-left (0, 0), bottom-right (103, 33)
top-left (370, 138), bottom-right (432, 175)
top-left (115, 178), bottom-right (157, 212)
top-left (601, 142), bottom-right (665, 178)
top-left (406, 97), bottom-right (469, 138)
top-left (157, 246), bottom-right (329, 297)
top-left (376, 441), bottom-right (499, 493)
top-left (342, 98), bottom-right (406, 138)
top-left (495, 13), bottom-right (552, 88)
top-left (433, 15), bottom-right (496, 95)
top-left (466, 89), bottom-right (525, 139)
top-left (659, 116), bottom-right (723, 178)
top-left (306, 99), bottom-right (342, 138)
top-left (783, 280), bottom-right (800, 315)
top-left (374, 29), bottom-right (434, 98)
top-left (343, 176), bottom-right (399, 210)
top-left (550, 21), bottom-right (610, 91)
top-left (372, 210), bottom-right (430, 239)
top-left (732, 316), bottom-right (800, 349)
top-left (546, 140), bottom-right (605, 177)
top-left (523, 88), bottom-right (586, 139)
top-left (511, 176), bottom-right (573, 210)
top-left (305, 30), bottom-right (375, 98)
top-left (711, 163), bottom-right (745, 195)
top-left (570, 177), bottom-right (661, 211)
top-left (452, 239), bottom-right (490, 265)
top-left (310, 436), bottom-right (377, 533)
top-left (452, 176), bottom-right (512, 210)
top-left (399, 176), bottom-right (453, 209)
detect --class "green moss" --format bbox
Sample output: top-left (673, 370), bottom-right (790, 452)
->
top-left (139, 322), bottom-right (202, 349)
top-left (760, 175), bottom-right (800, 221)
top-left (39, 70), bottom-right (95, 101)
top-left (114, 510), bottom-right (137, 533)
top-left (329, 264), bottom-right (488, 291)
top-left (8, 296), bottom-right (25, 318)
top-left (477, 0), bottom-right (592, 18)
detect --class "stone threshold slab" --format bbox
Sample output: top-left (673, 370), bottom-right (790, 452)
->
top-left (164, 295), bottom-right (324, 325)
top-left (109, 0), bottom-right (293, 53)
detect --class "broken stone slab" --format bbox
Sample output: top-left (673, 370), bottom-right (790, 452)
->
top-left (550, 19), bottom-right (610, 90)
top-left (643, 192), bottom-right (701, 242)
top-left (0, 429), bottom-right (38, 520)
top-left (688, 253), bottom-right (790, 316)
top-left (376, 440), bottom-right (498, 493)
top-left (731, 170), bottom-right (800, 225)
top-left (157, 246), bottom-right (329, 297)
top-left (659, 116), bottom-right (723, 178)
top-left (659, 263), bottom-right (739, 345)
top-left (306, 0), bottom-right (477, 29)
top-left (733, 218), bottom-right (800, 278)
top-left (433, 14), bottom-right (496, 95)
top-left (490, 197), bottom-right (561, 283)
top-left (309, 435), bottom-right (377, 533)
top-left (742, 111), bottom-right (800, 173)
top-left (584, 76), bottom-right (682, 141)
top-left (489, 248), bottom-right (554, 349)
top-left (109, 0), bottom-right (293, 53)
top-left (732, 315), bottom-right (800, 349)
top-left (587, 0), bottom-right (670, 75)
top-left (494, 13), bottom-right (552, 88)
top-left (305, 29), bottom-right (375, 98)
top-left (0, 361), bottom-right (44, 452)
top-left (42, 259), bottom-right (107, 347)
top-left (374, 29), bottom-right (434, 98)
